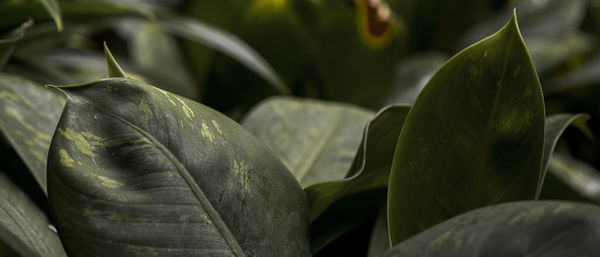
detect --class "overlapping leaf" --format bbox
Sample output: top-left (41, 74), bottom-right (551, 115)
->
top-left (388, 12), bottom-right (545, 245)
top-left (47, 76), bottom-right (310, 256)
top-left (0, 74), bottom-right (65, 193)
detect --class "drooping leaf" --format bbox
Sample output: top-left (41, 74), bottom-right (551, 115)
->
top-left (538, 113), bottom-right (592, 196)
top-left (103, 42), bottom-right (127, 78)
top-left (306, 105), bottom-right (410, 252)
top-left (543, 153), bottom-right (600, 203)
top-left (242, 96), bottom-right (374, 187)
top-left (380, 201), bottom-right (600, 257)
top-left (0, 74), bottom-right (65, 193)
top-left (0, 171), bottom-right (67, 257)
top-left (0, 19), bottom-right (32, 71)
top-left (158, 13), bottom-right (290, 95)
top-left (47, 78), bottom-right (310, 257)
top-left (34, 0), bottom-right (62, 31)
top-left (387, 12), bottom-right (545, 245)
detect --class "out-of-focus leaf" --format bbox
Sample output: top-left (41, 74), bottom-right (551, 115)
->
top-left (48, 77), bottom-right (310, 256)
top-left (367, 208), bottom-right (389, 257)
top-left (103, 42), bottom-right (127, 78)
top-left (0, 171), bottom-right (67, 257)
top-left (306, 105), bottom-right (410, 252)
top-left (546, 52), bottom-right (600, 94)
top-left (158, 13), bottom-right (290, 95)
top-left (0, 19), bottom-right (32, 71)
top-left (0, 1), bottom-right (154, 33)
top-left (380, 201), bottom-right (600, 257)
top-left (459, 0), bottom-right (591, 72)
top-left (34, 0), bottom-right (62, 31)
top-left (387, 13), bottom-right (545, 245)
top-left (0, 74), bottom-right (65, 193)
top-left (242, 96), bottom-right (374, 187)
top-left (385, 52), bottom-right (446, 105)
top-left (127, 21), bottom-right (198, 99)
top-left (544, 153), bottom-right (600, 202)
top-left (539, 113), bottom-right (592, 195)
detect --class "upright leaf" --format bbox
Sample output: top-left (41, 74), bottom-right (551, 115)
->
top-left (0, 171), bottom-right (67, 257)
top-left (47, 78), bottom-right (310, 257)
top-left (381, 201), bottom-right (600, 257)
top-left (0, 74), bottom-right (65, 193)
top-left (0, 19), bottom-right (32, 71)
top-left (242, 97), bottom-right (374, 187)
top-left (103, 42), bottom-right (127, 78)
top-left (387, 12), bottom-right (545, 245)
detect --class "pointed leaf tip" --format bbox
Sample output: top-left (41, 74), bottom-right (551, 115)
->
top-left (103, 42), bottom-right (128, 78)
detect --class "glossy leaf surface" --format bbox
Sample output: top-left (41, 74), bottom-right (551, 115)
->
top-left (48, 78), bottom-right (310, 257)
top-left (387, 13), bottom-right (545, 245)
top-left (381, 201), bottom-right (600, 257)
top-left (0, 74), bottom-right (65, 193)
top-left (0, 171), bottom-right (66, 257)
top-left (242, 96), bottom-right (374, 187)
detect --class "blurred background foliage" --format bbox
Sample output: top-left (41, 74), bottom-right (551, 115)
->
top-left (2, 0), bottom-right (600, 256)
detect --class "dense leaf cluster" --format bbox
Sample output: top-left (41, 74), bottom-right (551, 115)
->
top-left (1, 0), bottom-right (600, 256)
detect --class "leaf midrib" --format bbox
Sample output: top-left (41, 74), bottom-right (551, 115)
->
top-left (107, 112), bottom-right (247, 257)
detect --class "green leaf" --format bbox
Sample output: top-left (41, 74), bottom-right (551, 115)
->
top-left (158, 13), bottom-right (290, 95)
top-left (0, 171), bottom-right (67, 257)
top-left (34, 0), bottom-right (62, 32)
top-left (387, 12), bottom-right (545, 245)
top-left (0, 19), bottom-right (32, 71)
top-left (103, 42), bottom-right (127, 78)
top-left (544, 153), bottom-right (600, 202)
top-left (47, 78), bottom-right (310, 256)
top-left (539, 113), bottom-right (592, 196)
top-left (0, 74), bottom-right (65, 193)
top-left (306, 105), bottom-right (410, 252)
top-left (380, 201), bottom-right (600, 256)
top-left (242, 96), bottom-right (374, 187)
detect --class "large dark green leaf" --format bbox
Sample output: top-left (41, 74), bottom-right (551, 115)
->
top-left (538, 113), bottom-right (592, 195)
top-left (0, 171), bottom-right (67, 257)
top-left (0, 20), bottom-right (32, 71)
top-left (47, 78), bottom-right (310, 256)
top-left (387, 12), bottom-right (545, 245)
top-left (307, 105), bottom-right (410, 252)
top-left (0, 74), bottom-right (65, 193)
top-left (380, 201), bottom-right (600, 257)
top-left (242, 97), bottom-right (374, 187)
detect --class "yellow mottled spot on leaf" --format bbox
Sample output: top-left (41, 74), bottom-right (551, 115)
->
top-left (509, 206), bottom-right (545, 226)
top-left (553, 203), bottom-right (574, 214)
top-left (212, 120), bottom-right (223, 134)
top-left (180, 120), bottom-right (184, 128)
top-left (233, 159), bottom-right (251, 193)
top-left (200, 213), bottom-right (212, 224)
top-left (513, 65), bottom-right (522, 78)
top-left (59, 149), bottom-right (75, 167)
top-left (431, 231), bottom-right (452, 248)
top-left (139, 99), bottom-right (153, 120)
top-left (29, 149), bottom-right (46, 164)
top-left (201, 123), bottom-right (215, 141)
top-left (179, 215), bottom-right (190, 222)
top-left (176, 96), bottom-right (195, 120)
top-left (94, 175), bottom-right (124, 189)
top-left (59, 128), bottom-right (98, 157)
top-left (103, 85), bottom-right (118, 93)
top-left (468, 66), bottom-right (484, 84)
top-left (156, 88), bottom-right (176, 106)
